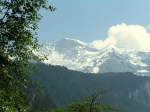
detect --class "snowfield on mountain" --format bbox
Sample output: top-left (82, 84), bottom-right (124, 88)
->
top-left (38, 38), bottom-right (150, 76)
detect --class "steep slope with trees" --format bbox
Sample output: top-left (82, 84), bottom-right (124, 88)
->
top-left (32, 63), bottom-right (150, 112)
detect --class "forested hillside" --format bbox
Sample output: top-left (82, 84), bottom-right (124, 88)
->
top-left (31, 63), bottom-right (150, 112)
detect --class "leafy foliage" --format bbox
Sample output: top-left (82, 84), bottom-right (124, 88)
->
top-left (49, 92), bottom-right (118, 112)
top-left (0, 0), bottom-right (55, 111)
top-left (68, 92), bottom-right (118, 112)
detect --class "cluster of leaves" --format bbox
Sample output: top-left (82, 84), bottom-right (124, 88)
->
top-left (0, 0), bottom-right (55, 111)
top-left (49, 93), bottom-right (119, 112)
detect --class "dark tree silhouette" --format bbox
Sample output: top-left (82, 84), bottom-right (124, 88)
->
top-left (0, 0), bottom-right (55, 111)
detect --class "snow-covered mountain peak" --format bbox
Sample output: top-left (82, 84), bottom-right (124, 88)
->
top-left (62, 38), bottom-right (87, 45)
top-left (55, 38), bottom-right (87, 48)
top-left (40, 38), bottom-right (150, 76)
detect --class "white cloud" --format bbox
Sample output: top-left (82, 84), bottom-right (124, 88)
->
top-left (91, 23), bottom-right (150, 51)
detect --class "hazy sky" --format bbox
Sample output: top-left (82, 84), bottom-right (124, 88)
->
top-left (38, 0), bottom-right (150, 42)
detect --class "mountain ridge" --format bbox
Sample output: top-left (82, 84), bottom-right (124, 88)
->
top-left (32, 63), bottom-right (150, 112)
top-left (38, 38), bottom-right (150, 76)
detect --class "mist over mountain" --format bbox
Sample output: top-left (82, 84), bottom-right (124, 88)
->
top-left (38, 37), bottom-right (150, 76)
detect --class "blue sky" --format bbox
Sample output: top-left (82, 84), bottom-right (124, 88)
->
top-left (38, 0), bottom-right (150, 42)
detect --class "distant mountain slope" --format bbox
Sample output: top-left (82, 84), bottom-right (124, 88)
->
top-left (38, 38), bottom-right (150, 76)
top-left (32, 63), bottom-right (150, 112)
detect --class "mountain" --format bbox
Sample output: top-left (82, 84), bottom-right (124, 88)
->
top-left (32, 63), bottom-right (150, 112)
top-left (39, 38), bottom-right (150, 76)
